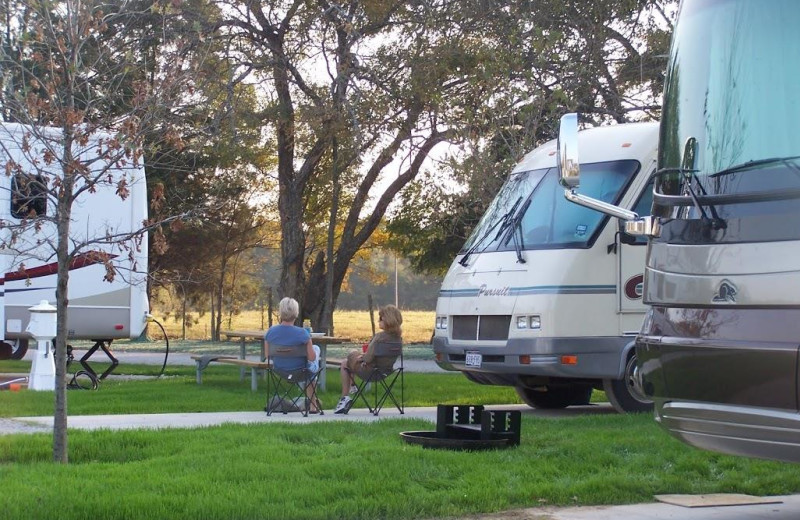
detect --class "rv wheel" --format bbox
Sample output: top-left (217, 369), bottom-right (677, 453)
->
top-left (602, 352), bottom-right (653, 413)
top-left (515, 384), bottom-right (592, 409)
top-left (10, 338), bottom-right (29, 360)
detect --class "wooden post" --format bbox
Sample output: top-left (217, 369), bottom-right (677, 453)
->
top-left (267, 287), bottom-right (274, 328)
top-left (368, 294), bottom-right (376, 336)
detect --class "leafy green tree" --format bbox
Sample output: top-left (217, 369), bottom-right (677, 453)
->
top-left (219, 0), bottom-right (586, 330)
top-left (387, 0), bottom-right (677, 274)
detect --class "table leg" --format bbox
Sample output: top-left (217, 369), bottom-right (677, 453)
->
top-left (318, 343), bottom-right (327, 391)
top-left (239, 338), bottom-right (246, 381)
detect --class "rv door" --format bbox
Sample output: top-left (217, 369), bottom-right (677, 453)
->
top-left (618, 180), bottom-right (653, 319)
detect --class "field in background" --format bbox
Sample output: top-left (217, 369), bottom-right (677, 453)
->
top-left (153, 309), bottom-right (435, 344)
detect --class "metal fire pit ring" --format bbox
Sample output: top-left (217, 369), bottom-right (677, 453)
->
top-left (399, 430), bottom-right (514, 451)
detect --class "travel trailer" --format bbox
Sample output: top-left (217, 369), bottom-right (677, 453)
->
top-left (432, 122), bottom-right (658, 413)
top-left (558, 0), bottom-right (800, 463)
top-left (0, 122), bottom-right (149, 360)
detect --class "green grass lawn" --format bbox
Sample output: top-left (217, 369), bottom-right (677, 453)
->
top-left (2, 413), bottom-right (800, 520)
top-left (0, 362), bottom-right (523, 416)
top-left (2, 361), bottom-right (800, 519)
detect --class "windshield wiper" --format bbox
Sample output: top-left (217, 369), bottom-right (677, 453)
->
top-left (683, 169), bottom-right (726, 230)
top-left (458, 196), bottom-right (522, 267)
top-left (710, 155), bottom-right (800, 178)
top-left (652, 167), bottom-right (725, 229)
top-left (500, 198), bottom-right (531, 264)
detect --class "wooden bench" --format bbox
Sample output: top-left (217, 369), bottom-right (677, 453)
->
top-left (191, 355), bottom-right (271, 392)
top-left (220, 330), bottom-right (267, 380)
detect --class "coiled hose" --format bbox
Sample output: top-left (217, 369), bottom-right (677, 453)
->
top-left (148, 315), bottom-right (170, 378)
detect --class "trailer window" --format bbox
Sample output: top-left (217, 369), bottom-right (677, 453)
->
top-left (11, 174), bottom-right (47, 218)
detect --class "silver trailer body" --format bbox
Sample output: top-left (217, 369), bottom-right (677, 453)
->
top-left (0, 123), bottom-right (149, 357)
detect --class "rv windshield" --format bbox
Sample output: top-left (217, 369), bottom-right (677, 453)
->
top-left (459, 160), bottom-right (639, 256)
top-left (657, 0), bottom-right (800, 227)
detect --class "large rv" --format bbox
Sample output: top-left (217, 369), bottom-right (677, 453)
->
top-left (432, 123), bottom-right (658, 413)
top-left (0, 123), bottom-right (150, 360)
top-left (558, 0), bottom-right (800, 463)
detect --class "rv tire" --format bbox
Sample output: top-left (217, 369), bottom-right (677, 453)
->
top-left (515, 384), bottom-right (592, 409)
top-left (602, 352), bottom-right (653, 413)
top-left (10, 339), bottom-right (28, 360)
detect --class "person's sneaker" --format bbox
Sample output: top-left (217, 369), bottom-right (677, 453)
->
top-left (334, 396), bottom-right (352, 414)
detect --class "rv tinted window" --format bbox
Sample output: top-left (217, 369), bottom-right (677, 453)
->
top-left (11, 174), bottom-right (47, 218)
top-left (659, 0), bottom-right (800, 199)
top-left (515, 160), bottom-right (640, 249)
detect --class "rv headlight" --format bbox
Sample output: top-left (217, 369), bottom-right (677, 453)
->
top-left (435, 316), bottom-right (448, 330)
top-left (516, 315), bottom-right (541, 330)
top-left (528, 315), bottom-right (541, 330)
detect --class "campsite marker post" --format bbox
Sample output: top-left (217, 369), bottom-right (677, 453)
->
top-left (27, 300), bottom-right (57, 391)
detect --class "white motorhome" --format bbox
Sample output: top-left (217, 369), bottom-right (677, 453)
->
top-left (0, 122), bottom-right (149, 361)
top-left (432, 123), bottom-right (658, 413)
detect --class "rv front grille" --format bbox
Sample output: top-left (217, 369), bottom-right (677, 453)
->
top-left (479, 315), bottom-right (511, 340)
top-left (451, 315), bottom-right (511, 341)
top-left (452, 315), bottom-right (479, 340)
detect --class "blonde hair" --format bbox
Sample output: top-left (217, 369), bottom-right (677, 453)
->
top-left (278, 297), bottom-right (300, 323)
top-left (379, 305), bottom-right (403, 336)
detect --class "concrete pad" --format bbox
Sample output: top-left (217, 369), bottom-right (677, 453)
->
top-left (654, 493), bottom-right (783, 508)
top-left (480, 494), bottom-right (800, 520)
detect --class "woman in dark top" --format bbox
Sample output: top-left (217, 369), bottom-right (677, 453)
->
top-left (334, 305), bottom-right (403, 414)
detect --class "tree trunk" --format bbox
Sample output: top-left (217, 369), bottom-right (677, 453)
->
top-left (278, 184), bottom-right (306, 315)
top-left (53, 139), bottom-right (77, 463)
top-left (321, 139), bottom-right (340, 336)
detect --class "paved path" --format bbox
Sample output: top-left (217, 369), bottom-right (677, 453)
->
top-left (2, 403), bottom-right (608, 434)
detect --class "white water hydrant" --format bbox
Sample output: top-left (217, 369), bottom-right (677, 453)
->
top-left (27, 300), bottom-right (57, 391)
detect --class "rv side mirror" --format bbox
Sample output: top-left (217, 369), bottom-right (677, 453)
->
top-left (618, 224), bottom-right (638, 245)
top-left (557, 113), bottom-right (580, 189)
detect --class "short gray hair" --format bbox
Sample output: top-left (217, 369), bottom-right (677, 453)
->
top-left (278, 297), bottom-right (300, 323)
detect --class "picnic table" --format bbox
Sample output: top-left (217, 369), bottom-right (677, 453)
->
top-left (220, 329), bottom-right (349, 390)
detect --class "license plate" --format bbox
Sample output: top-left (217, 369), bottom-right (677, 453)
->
top-left (465, 351), bottom-right (482, 368)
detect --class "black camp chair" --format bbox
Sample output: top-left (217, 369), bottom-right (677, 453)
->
top-left (265, 343), bottom-right (323, 417)
top-left (348, 340), bottom-right (403, 416)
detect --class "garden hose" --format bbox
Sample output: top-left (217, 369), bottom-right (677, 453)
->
top-left (68, 370), bottom-right (98, 390)
top-left (147, 314), bottom-right (170, 378)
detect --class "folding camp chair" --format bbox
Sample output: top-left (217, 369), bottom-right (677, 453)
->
top-left (265, 343), bottom-right (323, 417)
top-left (348, 340), bottom-right (403, 415)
